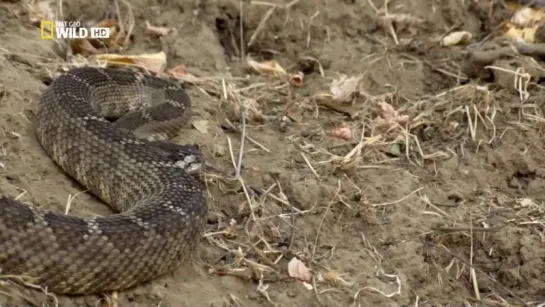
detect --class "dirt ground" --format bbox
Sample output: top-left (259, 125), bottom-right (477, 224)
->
top-left (2, 0), bottom-right (545, 306)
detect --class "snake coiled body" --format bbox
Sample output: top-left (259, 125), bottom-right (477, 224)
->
top-left (0, 67), bottom-right (207, 294)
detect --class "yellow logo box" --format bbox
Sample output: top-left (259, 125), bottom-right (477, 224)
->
top-left (40, 21), bottom-right (54, 40)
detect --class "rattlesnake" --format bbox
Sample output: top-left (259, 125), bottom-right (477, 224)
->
top-left (0, 66), bottom-right (208, 294)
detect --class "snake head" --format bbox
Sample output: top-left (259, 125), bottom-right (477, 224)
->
top-left (173, 144), bottom-right (204, 175)
top-left (148, 140), bottom-right (205, 174)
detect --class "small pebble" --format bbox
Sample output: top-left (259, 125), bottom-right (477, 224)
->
top-left (207, 212), bottom-right (219, 224)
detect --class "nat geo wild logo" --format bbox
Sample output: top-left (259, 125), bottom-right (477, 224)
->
top-left (40, 20), bottom-right (110, 40)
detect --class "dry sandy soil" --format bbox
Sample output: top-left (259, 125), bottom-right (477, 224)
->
top-left (1, 0), bottom-right (545, 306)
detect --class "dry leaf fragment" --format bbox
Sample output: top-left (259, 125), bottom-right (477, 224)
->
top-left (330, 75), bottom-right (361, 103)
top-left (373, 101), bottom-right (409, 135)
top-left (448, 121), bottom-right (459, 131)
top-left (144, 21), bottom-right (175, 37)
top-left (287, 257), bottom-right (312, 282)
top-left (331, 123), bottom-right (352, 140)
top-left (168, 65), bottom-right (208, 84)
top-left (192, 120), bottom-right (208, 134)
top-left (302, 282), bottom-right (314, 290)
top-left (510, 6), bottom-right (545, 28)
top-left (379, 101), bottom-right (397, 119)
top-left (520, 197), bottom-right (536, 207)
top-left (27, 1), bottom-right (54, 24)
top-left (378, 101), bottom-right (408, 123)
top-left (441, 31), bottom-right (472, 46)
top-left (93, 51), bottom-right (167, 74)
top-left (222, 218), bottom-right (238, 239)
top-left (290, 71), bottom-right (304, 87)
top-left (504, 22), bottom-right (538, 44)
top-left (320, 271), bottom-right (351, 286)
top-left (314, 98), bottom-right (358, 119)
top-left (247, 58), bottom-right (287, 76)
top-left (286, 105), bottom-right (303, 123)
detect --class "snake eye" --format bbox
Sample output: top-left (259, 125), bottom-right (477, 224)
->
top-left (180, 144), bottom-right (201, 156)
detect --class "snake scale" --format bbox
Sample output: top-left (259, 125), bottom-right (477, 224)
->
top-left (0, 66), bottom-right (208, 294)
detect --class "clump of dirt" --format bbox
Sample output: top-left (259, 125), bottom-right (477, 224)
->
top-left (1, 0), bottom-right (545, 306)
